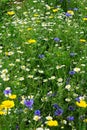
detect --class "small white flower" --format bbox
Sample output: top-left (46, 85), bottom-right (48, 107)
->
top-left (25, 68), bottom-right (30, 71)
top-left (0, 50), bottom-right (2, 53)
top-left (43, 79), bottom-right (48, 82)
top-left (65, 84), bottom-right (71, 90)
top-left (33, 115), bottom-right (41, 121)
top-left (21, 65), bottom-right (26, 70)
top-left (38, 70), bottom-right (44, 73)
top-left (36, 128), bottom-right (43, 130)
top-left (9, 63), bottom-right (15, 66)
top-left (27, 75), bottom-right (34, 78)
top-left (57, 78), bottom-right (63, 82)
top-left (16, 59), bottom-right (20, 62)
top-left (73, 67), bottom-right (80, 72)
top-left (28, 95), bottom-right (34, 99)
top-left (56, 65), bottom-right (61, 69)
top-left (19, 77), bottom-right (24, 81)
top-left (65, 98), bottom-right (71, 102)
top-left (81, 64), bottom-right (85, 67)
top-left (61, 126), bottom-right (64, 129)
top-left (41, 97), bottom-right (48, 102)
top-left (0, 65), bottom-right (2, 68)
top-left (62, 120), bottom-right (67, 124)
top-left (49, 76), bottom-right (56, 80)
top-left (46, 115), bottom-right (53, 120)
top-left (1, 69), bottom-right (8, 74)
top-left (73, 93), bottom-right (78, 97)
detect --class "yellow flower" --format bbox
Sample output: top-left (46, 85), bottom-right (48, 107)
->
top-left (34, 14), bottom-right (39, 17)
top-left (76, 100), bottom-right (87, 108)
top-left (0, 111), bottom-right (5, 115)
top-left (2, 100), bottom-right (14, 109)
top-left (67, 10), bottom-right (74, 15)
top-left (46, 120), bottom-right (58, 126)
top-left (27, 39), bottom-right (36, 44)
top-left (49, 16), bottom-right (54, 18)
top-left (83, 119), bottom-right (87, 122)
top-left (52, 9), bottom-right (58, 12)
top-left (0, 105), bottom-right (4, 110)
top-left (83, 18), bottom-right (87, 21)
top-left (7, 11), bottom-right (15, 15)
top-left (36, 20), bottom-right (41, 23)
top-left (27, 28), bottom-right (32, 31)
top-left (80, 39), bottom-right (86, 42)
top-left (9, 94), bottom-right (17, 99)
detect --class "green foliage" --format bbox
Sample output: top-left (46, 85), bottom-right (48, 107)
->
top-left (0, 0), bottom-right (87, 130)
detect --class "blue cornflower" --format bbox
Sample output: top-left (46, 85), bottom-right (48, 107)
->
top-left (67, 116), bottom-right (74, 121)
top-left (75, 96), bottom-right (83, 102)
top-left (69, 70), bottom-right (75, 75)
top-left (54, 108), bottom-right (63, 116)
top-left (53, 104), bottom-right (59, 109)
top-left (3, 88), bottom-right (12, 96)
top-left (68, 106), bottom-right (75, 111)
top-left (38, 54), bottom-right (45, 59)
top-left (3, 89), bottom-right (12, 95)
top-left (54, 37), bottom-right (60, 42)
top-left (24, 99), bottom-right (34, 109)
top-left (73, 8), bottom-right (78, 11)
top-left (34, 110), bottom-right (41, 116)
top-left (66, 77), bottom-right (70, 85)
top-left (16, 124), bottom-right (19, 130)
top-left (65, 12), bottom-right (72, 17)
top-left (70, 52), bottom-right (76, 57)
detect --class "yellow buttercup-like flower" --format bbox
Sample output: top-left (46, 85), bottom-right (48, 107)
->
top-left (9, 94), bottom-right (17, 99)
top-left (0, 105), bottom-right (4, 110)
top-left (2, 100), bottom-right (15, 109)
top-left (76, 100), bottom-right (87, 108)
top-left (83, 119), bottom-right (87, 122)
top-left (34, 14), bottom-right (39, 17)
top-left (27, 28), bottom-right (32, 31)
top-left (7, 11), bottom-right (15, 15)
top-left (67, 10), bottom-right (74, 15)
top-left (0, 111), bottom-right (5, 115)
top-left (80, 39), bottom-right (86, 42)
top-left (83, 18), bottom-right (87, 20)
top-left (28, 39), bottom-right (36, 44)
top-left (49, 16), bottom-right (54, 18)
top-left (53, 9), bottom-right (58, 12)
top-left (46, 120), bottom-right (58, 126)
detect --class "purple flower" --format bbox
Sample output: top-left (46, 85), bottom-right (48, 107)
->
top-left (73, 8), bottom-right (78, 11)
top-left (69, 70), bottom-right (75, 75)
top-left (53, 104), bottom-right (59, 109)
top-left (75, 96), bottom-right (83, 102)
top-left (54, 37), bottom-right (60, 42)
top-left (65, 12), bottom-right (72, 17)
top-left (75, 97), bottom-right (80, 102)
top-left (38, 54), bottom-right (45, 59)
top-left (67, 116), bottom-right (74, 121)
top-left (68, 106), bottom-right (75, 111)
top-left (70, 52), bottom-right (76, 57)
top-left (16, 124), bottom-right (19, 130)
top-left (3, 89), bottom-right (12, 95)
top-left (34, 110), bottom-right (41, 116)
top-left (66, 77), bottom-right (70, 85)
top-left (54, 108), bottom-right (63, 116)
top-left (24, 99), bottom-right (34, 109)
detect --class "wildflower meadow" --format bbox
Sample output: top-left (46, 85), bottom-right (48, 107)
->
top-left (0, 0), bottom-right (87, 130)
